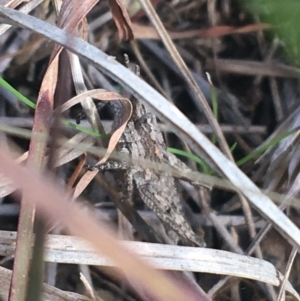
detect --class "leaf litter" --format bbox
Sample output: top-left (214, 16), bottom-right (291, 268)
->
top-left (0, 1), bottom-right (300, 301)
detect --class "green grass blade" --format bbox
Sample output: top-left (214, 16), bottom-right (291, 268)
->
top-left (61, 119), bottom-right (108, 138)
top-left (0, 77), bottom-right (107, 138)
top-left (237, 128), bottom-right (298, 166)
top-left (167, 147), bottom-right (209, 174)
top-left (0, 78), bottom-right (36, 109)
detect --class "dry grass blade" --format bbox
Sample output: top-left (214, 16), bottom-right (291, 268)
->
top-left (132, 23), bottom-right (271, 40)
top-left (0, 266), bottom-right (90, 301)
top-left (0, 117), bottom-right (267, 134)
top-left (276, 247), bottom-right (298, 301)
top-left (68, 53), bottom-right (105, 145)
top-left (66, 154), bottom-right (86, 190)
top-left (205, 58), bottom-right (300, 78)
top-left (8, 41), bottom-right (59, 301)
top-left (79, 272), bottom-right (96, 301)
top-left (0, 0), bottom-right (44, 35)
top-left (55, 133), bottom-right (96, 167)
top-left (0, 173), bottom-right (16, 198)
top-left (137, 0), bottom-right (232, 161)
top-left (1, 0), bottom-right (28, 7)
top-left (54, 0), bottom-right (105, 146)
top-left (0, 230), bottom-right (299, 300)
top-left (0, 148), bottom-right (209, 301)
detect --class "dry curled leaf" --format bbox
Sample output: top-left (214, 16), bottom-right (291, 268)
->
top-left (50, 0), bottom-right (100, 62)
top-left (108, 0), bottom-right (134, 40)
top-left (61, 89), bottom-right (133, 200)
top-left (58, 89), bottom-right (133, 164)
top-left (0, 88), bottom-right (132, 199)
top-left (56, 0), bottom-right (99, 32)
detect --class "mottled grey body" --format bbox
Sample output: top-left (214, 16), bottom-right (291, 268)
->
top-left (94, 95), bottom-right (205, 247)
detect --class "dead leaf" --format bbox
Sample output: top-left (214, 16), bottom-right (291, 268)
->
top-left (50, 0), bottom-right (100, 62)
top-left (57, 0), bottom-right (99, 32)
top-left (66, 154), bottom-right (87, 190)
top-left (108, 0), bottom-right (134, 40)
top-left (57, 89), bottom-right (133, 164)
top-left (56, 89), bottom-right (132, 199)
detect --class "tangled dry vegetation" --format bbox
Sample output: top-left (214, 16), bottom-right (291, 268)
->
top-left (0, 0), bottom-right (300, 301)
